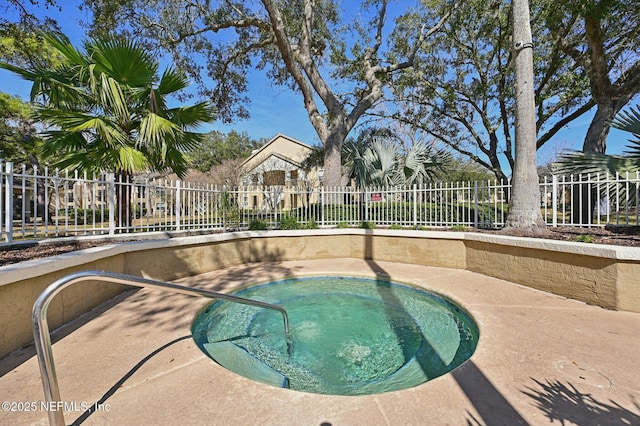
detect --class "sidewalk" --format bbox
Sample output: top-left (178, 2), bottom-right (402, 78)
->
top-left (1, 259), bottom-right (639, 425)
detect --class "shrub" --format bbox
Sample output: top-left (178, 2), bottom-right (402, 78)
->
top-left (305, 218), bottom-right (319, 229)
top-left (575, 234), bottom-right (594, 243)
top-left (279, 214), bottom-right (301, 230)
top-left (65, 208), bottom-right (105, 225)
top-left (249, 218), bottom-right (269, 230)
top-left (360, 221), bottom-right (376, 229)
top-left (389, 224), bottom-right (403, 230)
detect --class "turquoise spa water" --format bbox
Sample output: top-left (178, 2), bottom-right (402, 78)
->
top-left (191, 276), bottom-right (478, 395)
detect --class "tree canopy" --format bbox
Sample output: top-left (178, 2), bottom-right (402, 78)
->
top-left (187, 130), bottom-right (264, 173)
top-left (82, 0), bottom-right (458, 186)
top-left (0, 92), bottom-right (41, 164)
top-left (1, 33), bottom-right (214, 178)
top-left (387, 0), bottom-right (639, 181)
top-left (544, 0), bottom-right (640, 153)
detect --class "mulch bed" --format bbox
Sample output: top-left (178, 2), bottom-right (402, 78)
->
top-left (476, 226), bottom-right (640, 247)
top-left (0, 240), bottom-right (130, 267)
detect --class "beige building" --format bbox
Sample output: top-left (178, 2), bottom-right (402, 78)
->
top-left (239, 134), bottom-right (322, 211)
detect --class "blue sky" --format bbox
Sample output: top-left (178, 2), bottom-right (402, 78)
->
top-left (1, 1), bottom-right (634, 168)
top-left (0, 0), bottom-right (322, 147)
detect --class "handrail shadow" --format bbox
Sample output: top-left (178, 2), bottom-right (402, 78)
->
top-left (0, 290), bottom-right (136, 377)
top-left (71, 335), bottom-right (192, 425)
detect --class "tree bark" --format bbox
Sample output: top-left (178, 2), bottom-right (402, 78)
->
top-left (323, 132), bottom-right (344, 188)
top-left (504, 0), bottom-right (545, 231)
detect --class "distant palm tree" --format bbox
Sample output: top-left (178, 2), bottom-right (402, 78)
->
top-left (1, 33), bottom-right (214, 227)
top-left (343, 130), bottom-right (452, 188)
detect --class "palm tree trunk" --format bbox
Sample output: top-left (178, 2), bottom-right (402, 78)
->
top-left (504, 0), bottom-right (545, 231)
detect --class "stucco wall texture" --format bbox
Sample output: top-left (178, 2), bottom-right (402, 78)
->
top-left (1, 229), bottom-right (638, 359)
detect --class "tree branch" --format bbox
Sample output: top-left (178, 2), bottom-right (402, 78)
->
top-left (260, 0), bottom-right (331, 140)
top-left (536, 99), bottom-right (596, 149)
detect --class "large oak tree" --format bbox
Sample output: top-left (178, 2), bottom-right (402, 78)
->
top-left (546, 0), bottom-right (640, 154)
top-left (83, 0), bottom-right (457, 186)
top-left (389, 0), bottom-right (638, 182)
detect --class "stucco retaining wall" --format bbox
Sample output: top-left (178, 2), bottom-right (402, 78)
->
top-left (1, 229), bottom-right (638, 359)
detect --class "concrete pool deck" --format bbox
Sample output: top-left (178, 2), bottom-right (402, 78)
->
top-left (1, 258), bottom-right (639, 425)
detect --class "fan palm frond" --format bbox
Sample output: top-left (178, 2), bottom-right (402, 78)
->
top-left (3, 32), bottom-right (214, 177)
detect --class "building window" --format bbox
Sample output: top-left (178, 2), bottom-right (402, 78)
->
top-left (264, 170), bottom-right (285, 186)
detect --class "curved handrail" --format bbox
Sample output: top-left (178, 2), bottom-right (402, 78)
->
top-left (32, 270), bottom-right (290, 426)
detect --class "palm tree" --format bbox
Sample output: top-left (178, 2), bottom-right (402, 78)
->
top-left (557, 106), bottom-right (640, 174)
top-left (1, 33), bottom-right (214, 228)
top-left (504, 0), bottom-right (546, 231)
top-left (555, 105), bottom-right (640, 223)
top-left (343, 130), bottom-right (452, 188)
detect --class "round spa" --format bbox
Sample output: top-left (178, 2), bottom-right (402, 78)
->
top-left (191, 276), bottom-right (479, 395)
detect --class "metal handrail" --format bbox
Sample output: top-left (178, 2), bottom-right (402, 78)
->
top-left (32, 270), bottom-right (290, 426)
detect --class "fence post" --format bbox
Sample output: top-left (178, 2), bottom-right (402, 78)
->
top-left (413, 185), bottom-right (418, 228)
top-left (552, 175), bottom-right (558, 227)
top-left (364, 187), bottom-right (369, 224)
top-left (176, 180), bottom-right (182, 231)
top-left (320, 186), bottom-right (325, 227)
top-left (223, 186), bottom-right (228, 232)
top-left (473, 180), bottom-right (479, 228)
top-left (108, 173), bottom-right (116, 236)
top-left (4, 162), bottom-right (14, 242)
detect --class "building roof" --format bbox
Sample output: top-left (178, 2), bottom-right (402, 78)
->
top-left (240, 134), bottom-right (314, 169)
top-left (240, 134), bottom-right (313, 173)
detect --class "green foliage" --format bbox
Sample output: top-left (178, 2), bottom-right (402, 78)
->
top-left (220, 191), bottom-right (240, 229)
top-left (389, 224), bottom-right (403, 230)
top-left (305, 218), bottom-right (319, 229)
top-left (248, 218), bottom-right (269, 231)
top-left (64, 208), bottom-right (105, 225)
top-left (360, 221), bottom-right (376, 229)
top-left (445, 157), bottom-right (496, 183)
top-left (279, 214), bottom-right (302, 230)
top-left (343, 128), bottom-right (452, 188)
top-left (132, 205), bottom-right (148, 219)
top-left (187, 130), bottom-right (264, 172)
top-left (0, 26), bottom-right (65, 69)
top-left (575, 234), bottom-right (594, 243)
top-left (300, 145), bottom-right (325, 172)
top-left (555, 105), bottom-right (640, 175)
top-left (285, 200), bottom-right (503, 230)
top-left (0, 93), bottom-right (43, 163)
top-left (451, 225), bottom-right (467, 231)
top-left (0, 33), bottom-right (214, 178)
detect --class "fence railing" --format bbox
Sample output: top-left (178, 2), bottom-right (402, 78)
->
top-left (1, 161), bottom-right (639, 243)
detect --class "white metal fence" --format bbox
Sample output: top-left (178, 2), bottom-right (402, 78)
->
top-left (1, 161), bottom-right (639, 242)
